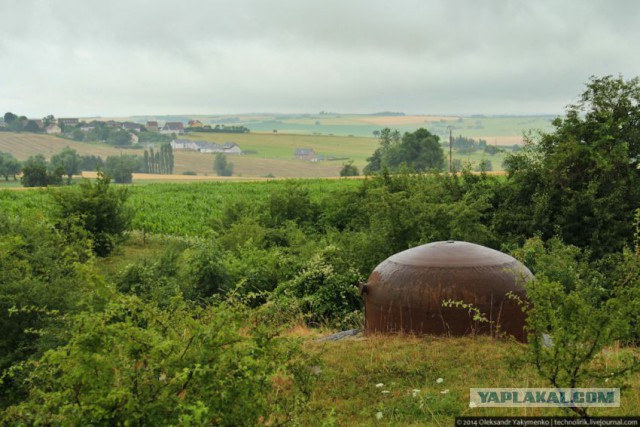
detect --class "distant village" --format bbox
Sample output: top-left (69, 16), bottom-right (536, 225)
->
top-left (1, 113), bottom-right (333, 162)
top-left (0, 115), bottom-right (245, 156)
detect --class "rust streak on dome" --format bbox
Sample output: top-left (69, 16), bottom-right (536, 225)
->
top-left (363, 241), bottom-right (532, 342)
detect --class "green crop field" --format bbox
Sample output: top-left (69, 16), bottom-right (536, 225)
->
top-left (0, 179), bottom-right (361, 235)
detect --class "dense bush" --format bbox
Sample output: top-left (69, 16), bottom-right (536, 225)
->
top-left (3, 296), bottom-right (315, 425)
top-left (51, 173), bottom-right (131, 256)
top-left (0, 213), bottom-right (103, 407)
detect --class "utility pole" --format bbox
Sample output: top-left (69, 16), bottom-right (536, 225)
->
top-left (449, 127), bottom-right (453, 173)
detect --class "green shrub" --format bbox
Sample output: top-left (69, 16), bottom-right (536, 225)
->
top-left (0, 213), bottom-right (104, 407)
top-left (51, 173), bottom-right (131, 256)
top-left (2, 296), bottom-right (315, 425)
top-left (272, 246), bottom-right (364, 329)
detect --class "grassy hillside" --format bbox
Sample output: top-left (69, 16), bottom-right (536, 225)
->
top-left (0, 132), bottom-right (143, 160)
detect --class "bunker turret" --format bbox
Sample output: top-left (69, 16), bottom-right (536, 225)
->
top-left (362, 241), bottom-right (531, 341)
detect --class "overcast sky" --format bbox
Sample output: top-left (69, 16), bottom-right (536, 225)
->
top-left (1, 0), bottom-right (639, 117)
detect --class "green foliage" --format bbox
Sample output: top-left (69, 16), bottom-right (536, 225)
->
top-left (51, 173), bottom-right (131, 256)
top-left (272, 247), bottom-right (364, 329)
top-left (2, 295), bottom-right (315, 426)
top-left (339, 160), bottom-right (359, 177)
top-left (3, 112), bottom-right (17, 124)
top-left (268, 182), bottom-right (319, 228)
top-left (365, 128), bottom-right (444, 174)
top-left (116, 244), bottom-right (185, 304)
top-left (20, 154), bottom-right (63, 187)
top-left (143, 143), bottom-right (174, 174)
top-left (107, 129), bottom-right (133, 146)
top-left (180, 239), bottom-right (231, 299)
top-left (79, 154), bottom-right (104, 172)
top-left (512, 237), bottom-right (640, 416)
top-left (213, 153), bottom-right (233, 176)
top-left (0, 152), bottom-right (21, 181)
top-left (50, 147), bottom-right (81, 184)
top-left (104, 154), bottom-right (138, 183)
top-left (0, 213), bottom-right (101, 407)
top-left (500, 75), bottom-right (640, 258)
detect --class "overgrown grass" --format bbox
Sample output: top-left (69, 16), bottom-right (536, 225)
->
top-left (300, 335), bottom-right (640, 425)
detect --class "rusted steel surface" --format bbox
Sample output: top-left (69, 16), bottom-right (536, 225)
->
top-left (363, 241), bottom-right (531, 341)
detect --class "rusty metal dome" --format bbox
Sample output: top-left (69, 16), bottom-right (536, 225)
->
top-left (362, 241), bottom-right (531, 341)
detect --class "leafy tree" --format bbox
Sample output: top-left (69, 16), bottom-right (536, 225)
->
top-left (107, 129), bottom-right (132, 146)
top-left (20, 154), bottom-right (63, 187)
top-left (0, 153), bottom-right (21, 181)
top-left (213, 153), bottom-right (233, 176)
top-left (511, 237), bottom-right (640, 417)
top-left (143, 149), bottom-right (149, 173)
top-left (148, 143), bottom-right (175, 175)
top-left (51, 172), bottom-right (131, 256)
top-left (339, 160), bottom-right (359, 177)
top-left (475, 159), bottom-right (492, 172)
top-left (79, 154), bottom-right (103, 172)
top-left (42, 115), bottom-right (55, 127)
top-left (71, 128), bottom-right (84, 141)
top-left (498, 75), bottom-right (640, 257)
top-left (50, 147), bottom-right (81, 184)
top-left (104, 154), bottom-right (137, 184)
top-left (3, 112), bottom-right (17, 124)
top-left (0, 213), bottom-right (97, 407)
top-left (24, 120), bottom-right (40, 133)
top-left (363, 128), bottom-right (400, 174)
top-left (364, 128), bottom-right (443, 173)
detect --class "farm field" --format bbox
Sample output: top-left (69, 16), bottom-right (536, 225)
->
top-left (122, 113), bottom-right (556, 142)
top-left (0, 132), bottom-right (144, 160)
top-left (0, 130), bottom-right (511, 178)
top-left (0, 179), bottom-right (362, 235)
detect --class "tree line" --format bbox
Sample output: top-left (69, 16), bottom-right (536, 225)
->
top-left (1, 113), bottom-right (174, 147)
top-left (5, 143), bottom-right (175, 186)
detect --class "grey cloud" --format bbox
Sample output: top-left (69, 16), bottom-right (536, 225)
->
top-left (1, 0), bottom-right (639, 116)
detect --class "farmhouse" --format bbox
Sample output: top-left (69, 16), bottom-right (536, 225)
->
top-left (105, 120), bottom-right (121, 128)
top-left (122, 122), bottom-right (142, 132)
top-left (146, 121), bottom-right (159, 132)
top-left (45, 124), bottom-right (62, 134)
top-left (294, 148), bottom-right (317, 162)
top-left (188, 120), bottom-right (203, 128)
top-left (170, 139), bottom-right (242, 154)
top-left (170, 139), bottom-right (195, 150)
top-left (161, 122), bottom-right (185, 135)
